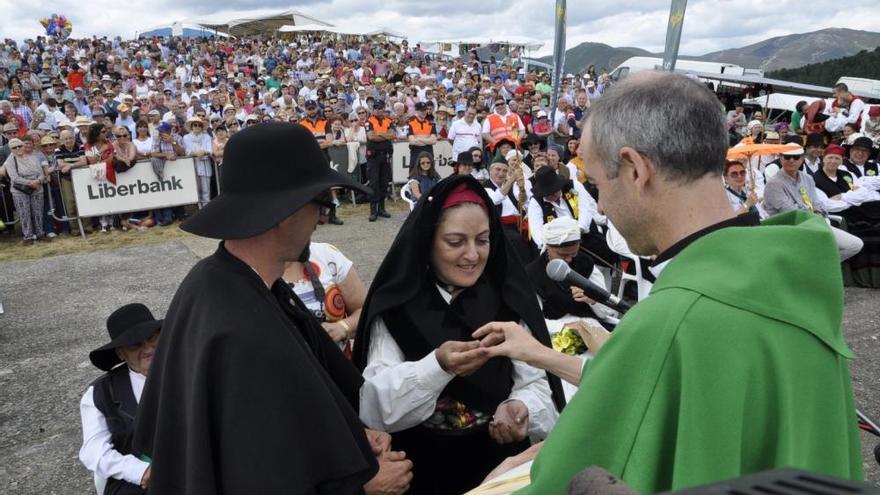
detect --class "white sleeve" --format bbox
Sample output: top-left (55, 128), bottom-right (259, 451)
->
top-left (79, 386), bottom-right (150, 485)
top-left (321, 243), bottom-right (354, 283)
top-left (848, 99), bottom-right (867, 126)
top-left (485, 186), bottom-right (505, 205)
top-left (573, 181), bottom-right (594, 234)
top-left (527, 199), bottom-right (545, 249)
top-left (359, 317), bottom-right (455, 433)
top-left (815, 188), bottom-right (849, 213)
top-left (505, 326), bottom-right (559, 441)
top-left (482, 118), bottom-right (491, 135)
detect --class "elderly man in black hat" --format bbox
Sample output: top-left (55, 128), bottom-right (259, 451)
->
top-left (132, 122), bottom-right (412, 495)
top-left (844, 136), bottom-right (878, 179)
top-left (80, 303), bottom-right (162, 494)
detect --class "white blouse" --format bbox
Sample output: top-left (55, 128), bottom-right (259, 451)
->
top-left (359, 285), bottom-right (559, 441)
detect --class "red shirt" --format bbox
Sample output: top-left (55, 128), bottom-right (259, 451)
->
top-left (67, 70), bottom-right (85, 90)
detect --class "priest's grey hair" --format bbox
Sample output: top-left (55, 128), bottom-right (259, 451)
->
top-left (588, 71), bottom-right (728, 183)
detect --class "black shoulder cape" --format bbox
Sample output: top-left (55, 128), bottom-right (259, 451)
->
top-left (352, 174), bottom-right (566, 412)
top-left (133, 243), bottom-right (377, 495)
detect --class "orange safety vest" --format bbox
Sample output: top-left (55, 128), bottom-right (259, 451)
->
top-left (487, 113), bottom-right (521, 152)
top-left (368, 116), bottom-right (392, 133)
top-left (299, 118), bottom-right (328, 137)
top-left (408, 118), bottom-right (434, 136)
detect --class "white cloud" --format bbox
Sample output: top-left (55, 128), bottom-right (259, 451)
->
top-left (0, 0), bottom-right (877, 58)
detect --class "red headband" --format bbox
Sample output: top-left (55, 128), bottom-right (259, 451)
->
top-left (442, 183), bottom-right (487, 211)
top-left (825, 144), bottom-right (845, 157)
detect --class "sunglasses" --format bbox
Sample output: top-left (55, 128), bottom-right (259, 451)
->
top-left (727, 171), bottom-right (745, 177)
top-left (495, 102), bottom-right (505, 106)
top-left (781, 155), bottom-right (801, 161)
top-left (311, 198), bottom-right (334, 217)
top-left (114, 133), bottom-right (129, 138)
top-left (10, 145), bottom-right (22, 150)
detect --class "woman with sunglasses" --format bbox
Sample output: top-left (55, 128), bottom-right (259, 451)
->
top-left (113, 127), bottom-right (152, 232)
top-left (183, 117), bottom-right (213, 207)
top-left (723, 160), bottom-right (761, 217)
top-left (4, 137), bottom-right (47, 244)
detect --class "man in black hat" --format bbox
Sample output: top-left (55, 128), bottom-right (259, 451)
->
top-left (133, 123), bottom-right (412, 494)
top-left (365, 101), bottom-right (395, 222)
top-left (406, 101), bottom-right (437, 169)
top-left (527, 166), bottom-right (618, 265)
top-left (844, 136), bottom-right (878, 179)
top-left (80, 303), bottom-right (162, 494)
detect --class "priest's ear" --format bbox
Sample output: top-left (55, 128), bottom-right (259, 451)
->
top-left (617, 146), bottom-right (657, 194)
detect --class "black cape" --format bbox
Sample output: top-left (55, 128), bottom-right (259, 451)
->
top-left (133, 243), bottom-right (377, 495)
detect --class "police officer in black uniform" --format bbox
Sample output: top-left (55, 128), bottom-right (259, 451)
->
top-left (365, 101), bottom-right (395, 222)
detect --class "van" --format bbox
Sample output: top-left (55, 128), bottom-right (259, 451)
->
top-left (609, 56), bottom-right (749, 81)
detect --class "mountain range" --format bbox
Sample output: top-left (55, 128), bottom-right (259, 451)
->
top-left (538, 28), bottom-right (880, 74)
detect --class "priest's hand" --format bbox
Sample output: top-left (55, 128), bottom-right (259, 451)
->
top-left (436, 340), bottom-right (491, 377)
top-left (365, 428), bottom-right (392, 455)
top-left (482, 441), bottom-right (543, 484)
top-left (364, 450), bottom-right (413, 495)
top-left (473, 321), bottom-right (544, 364)
top-left (490, 400), bottom-right (529, 444)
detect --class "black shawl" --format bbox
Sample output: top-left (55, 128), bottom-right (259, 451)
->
top-left (352, 174), bottom-right (566, 412)
top-left (133, 243), bottom-right (377, 495)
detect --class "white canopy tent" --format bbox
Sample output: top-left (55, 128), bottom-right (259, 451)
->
top-left (419, 37), bottom-right (544, 60)
top-left (742, 93), bottom-right (824, 112)
top-left (192, 9), bottom-right (332, 37)
top-left (277, 24), bottom-right (405, 38)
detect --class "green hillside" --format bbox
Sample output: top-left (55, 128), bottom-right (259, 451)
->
top-left (767, 47), bottom-right (880, 87)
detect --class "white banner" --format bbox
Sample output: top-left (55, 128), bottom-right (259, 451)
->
top-left (391, 140), bottom-right (456, 183)
top-left (72, 158), bottom-right (199, 217)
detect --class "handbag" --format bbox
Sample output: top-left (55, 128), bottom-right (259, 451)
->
top-left (112, 157), bottom-right (135, 173)
top-left (11, 157), bottom-right (34, 195)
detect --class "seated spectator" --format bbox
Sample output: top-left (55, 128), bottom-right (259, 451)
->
top-left (407, 150), bottom-right (439, 201)
top-left (282, 242), bottom-right (367, 355)
top-left (525, 217), bottom-right (615, 324)
top-left (80, 303), bottom-right (162, 495)
top-left (723, 160), bottom-right (762, 217)
top-left (763, 144), bottom-right (863, 261)
top-left (813, 144), bottom-right (880, 226)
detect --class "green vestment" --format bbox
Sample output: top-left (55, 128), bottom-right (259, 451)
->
top-left (520, 211), bottom-right (863, 494)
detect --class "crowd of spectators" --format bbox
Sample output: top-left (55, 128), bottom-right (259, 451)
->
top-left (0, 33), bottom-right (607, 243)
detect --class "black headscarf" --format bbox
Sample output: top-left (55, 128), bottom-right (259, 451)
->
top-left (352, 174), bottom-right (566, 412)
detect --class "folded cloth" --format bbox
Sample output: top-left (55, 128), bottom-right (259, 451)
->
top-left (151, 157), bottom-right (166, 181)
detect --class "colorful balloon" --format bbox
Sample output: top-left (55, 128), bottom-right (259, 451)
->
top-left (39, 13), bottom-right (73, 40)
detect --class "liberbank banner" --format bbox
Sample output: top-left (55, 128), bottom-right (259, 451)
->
top-left (72, 158), bottom-right (199, 217)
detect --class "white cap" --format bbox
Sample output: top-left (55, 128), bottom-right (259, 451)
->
top-left (536, 110), bottom-right (548, 118)
top-left (543, 217), bottom-right (581, 248)
top-left (439, 65), bottom-right (447, 71)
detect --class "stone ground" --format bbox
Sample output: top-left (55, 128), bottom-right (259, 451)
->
top-left (0, 204), bottom-right (878, 493)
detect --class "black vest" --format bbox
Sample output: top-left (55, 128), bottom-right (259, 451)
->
top-left (91, 366), bottom-right (146, 495)
top-left (844, 159), bottom-right (879, 178)
top-left (537, 193), bottom-right (576, 224)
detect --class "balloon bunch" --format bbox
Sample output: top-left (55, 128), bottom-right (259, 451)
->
top-left (39, 14), bottom-right (73, 40)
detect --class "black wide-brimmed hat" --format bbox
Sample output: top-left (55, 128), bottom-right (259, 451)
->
top-left (805, 133), bottom-right (825, 148)
top-left (532, 166), bottom-right (571, 199)
top-left (89, 304), bottom-right (163, 371)
top-left (181, 122), bottom-right (371, 239)
top-left (851, 136), bottom-right (874, 151)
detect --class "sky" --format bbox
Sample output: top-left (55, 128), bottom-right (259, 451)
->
top-left (0, 0), bottom-right (878, 57)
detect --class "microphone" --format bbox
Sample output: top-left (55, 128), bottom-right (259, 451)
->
top-left (546, 258), bottom-right (631, 313)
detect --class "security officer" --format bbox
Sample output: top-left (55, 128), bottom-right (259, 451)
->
top-left (365, 101), bottom-right (395, 222)
top-left (299, 100), bottom-right (344, 225)
top-left (407, 101), bottom-right (437, 170)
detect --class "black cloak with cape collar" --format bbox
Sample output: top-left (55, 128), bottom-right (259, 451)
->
top-left (133, 243), bottom-right (377, 495)
top-left (352, 174), bottom-right (566, 413)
